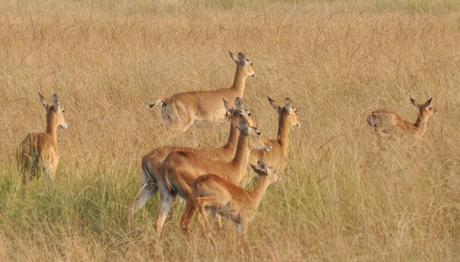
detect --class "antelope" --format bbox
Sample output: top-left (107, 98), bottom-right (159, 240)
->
top-left (147, 51), bottom-right (255, 132)
top-left (156, 122), bottom-right (270, 235)
top-left (129, 98), bottom-right (257, 219)
top-left (16, 93), bottom-right (68, 183)
top-left (188, 160), bottom-right (279, 234)
top-left (367, 98), bottom-right (435, 138)
top-left (249, 97), bottom-right (301, 174)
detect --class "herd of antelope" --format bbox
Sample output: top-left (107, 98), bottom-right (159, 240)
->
top-left (15, 51), bottom-right (435, 237)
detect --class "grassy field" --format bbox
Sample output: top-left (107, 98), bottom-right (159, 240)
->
top-left (0, 0), bottom-right (459, 261)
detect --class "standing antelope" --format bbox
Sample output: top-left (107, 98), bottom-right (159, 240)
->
top-left (16, 93), bottom-right (68, 183)
top-left (187, 160), bottom-right (279, 234)
top-left (129, 98), bottom-right (257, 219)
top-left (155, 122), bottom-right (270, 235)
top-left (367, 98), bottom-right (435, 137)
top-left (249, 97), bottom-right (301, 173)
top-left (147, 51), bottom-right (256, 132)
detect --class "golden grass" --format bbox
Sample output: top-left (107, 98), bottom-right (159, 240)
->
top-left (0, 0), bottom-right (459, 261)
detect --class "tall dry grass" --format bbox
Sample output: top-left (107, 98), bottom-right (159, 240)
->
top-left (0, 0), bottom-right (459, 261)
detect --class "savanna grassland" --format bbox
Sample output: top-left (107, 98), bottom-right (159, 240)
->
top-left (0, 0), bottom-right (459, 261)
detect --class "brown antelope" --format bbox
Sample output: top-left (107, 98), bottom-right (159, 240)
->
top-left (147, 51), bottom-right (255, 132)
top-left (187, 160), bottom-right (279, 234)
top-left (16, 93), bottom-right (68, 183)
top-left (249, 97), bottom-right (301, 173)
top-left (155, 122), bottom-right (270, 235)
top-left (129, 98), bottom-right (257, 219)
top-left (367, 98), bottom-right (435, 137)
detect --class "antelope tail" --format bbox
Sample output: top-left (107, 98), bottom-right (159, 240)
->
top-left (141, 157), bottom-right (157, 187)
top-left (367, 114), bottom-right (380, 128)
top-left (146, 98), bottom-right (167, 109)
top-left (146, 98), bottom-right (174, 125)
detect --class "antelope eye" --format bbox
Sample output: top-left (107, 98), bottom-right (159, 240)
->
top-left (248, 112), bottom-right (253, 117)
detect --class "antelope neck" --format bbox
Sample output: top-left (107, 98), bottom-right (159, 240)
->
top-left (276, 112), bottom-right (291, 154)
top-left (45, 111), bottom-right (59, 147)
top-left (248, 176), bottom-right (271, 208)
top-left (413, 115), bottom-right (428, 135)
top-left (224, 123), bottom-right (240, 151)
top-left (231, 65), bottom-right (247, 97)
top-left (230, 132), bottom-right (250, 184)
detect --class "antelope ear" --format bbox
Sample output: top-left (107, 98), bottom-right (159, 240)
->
top-left (410, 98), bottom-right (418, 107)
top-left (38, 92), bottom-right (48, 110)
top-left (222, 98), bottom-right (231, 111)
top-left (237, 52), bottom-right (246, 62)
top-left (285, 97), bottom-right (293, 111)
top-left (257, 160), bottom-right (267, 170)
top-left (229, 51), bottom-right (238, 63)
top-left (52, 94), bottom-right (60, 110)
top-left (284, 97), bottom-right (292, 106)
top-left (268, 97), bottom-right (281, 112)
top-left (423, 97), bottom-right (433, 107)
top-left (251, 164), bottom-right (268, 176)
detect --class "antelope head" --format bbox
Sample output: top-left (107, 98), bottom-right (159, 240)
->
top-left (229, 51), bottom-right (256, 78)
top-left (410, 97), bottom-right (436, 122)
top-left (39, 92), bottom-right (68, 129)
top-left (268, 96), bottom-right (301, 128)
top-left (223, 97), bottom-right (258, 129)
top-left (250, 160), bottom-right (279, 184)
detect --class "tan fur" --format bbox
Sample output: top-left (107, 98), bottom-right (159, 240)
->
top-left (129, 98), bottom-right (257, 219)
top-left (367, 98), bottom-right (435, 138)
top-left (154, 122), bottom-right (270, 235)
top-left (148, 51), bottom-right (255, 132)
top-left (249, 97), bottom-right (300, 174)
top-left (185, 161), bottom-right (279, 234)
top-left (16, 93), bottom-right (68, 183)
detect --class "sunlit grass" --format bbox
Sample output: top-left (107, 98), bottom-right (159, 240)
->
top-left (0, 0), bottom-right (459, 261)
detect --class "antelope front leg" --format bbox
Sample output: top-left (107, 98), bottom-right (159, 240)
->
top-left (236, 221), bottom-right (248, 235)
top-left (210, 209), bottom-right (223, 228)
top-left (196, 197), bottom-right (220, 244)
top-left (21, 173), bottom-right (29, 185)
top-left (196, 196), bottom-right (227, 229)
top-left (195, 198), bottom-right (210, 230)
